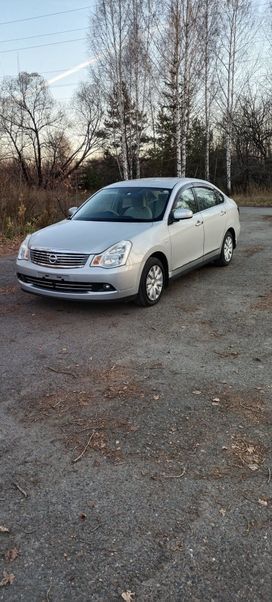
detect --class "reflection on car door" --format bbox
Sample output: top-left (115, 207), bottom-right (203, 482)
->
top-left (168, 187), bottom-right (204, 271)
top-left (193, 187), bottom-right (227, 255)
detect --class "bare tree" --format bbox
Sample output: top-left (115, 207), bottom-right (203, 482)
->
top-left (201, 0), bottom-right (219, 180)
top-left (216, 0), bottom-right (252, 194)
top-left (0, 72), bottom-right (61, 187)
top-left (0, 73), bottom-right (102, 188)
top-left (233, 92), bottom-right (272, 188)
top-left (89, 0), bottom-right (156, 179)
top-left (59, 81), bottom-right (103, 181)
top-left (127, 0), bottom-right (156, 177)
top-left (159, 0), bottom-right (203, 177)
top-left (90, 0), bottom-right (131, 179)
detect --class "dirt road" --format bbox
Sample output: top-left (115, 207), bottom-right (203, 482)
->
top-left (0, 208), bottom-right (271, 601)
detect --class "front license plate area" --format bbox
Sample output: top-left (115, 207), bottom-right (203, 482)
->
top-left (42, 273), bottom-right (70, 282)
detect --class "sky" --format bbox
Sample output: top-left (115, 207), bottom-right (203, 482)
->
top-left (0, 0), bottom-right (270, 108)
top-left (0, 0), bottom-right (96, 105)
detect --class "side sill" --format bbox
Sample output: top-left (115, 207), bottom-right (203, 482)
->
top-left (169, 250), bottom-right (220, 280)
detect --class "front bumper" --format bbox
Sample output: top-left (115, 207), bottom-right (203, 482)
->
top-left (16, 259), bottom-right (141, 301)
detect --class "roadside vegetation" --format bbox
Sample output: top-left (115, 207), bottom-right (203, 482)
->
top-left (0, 0), bottom-right (272, 245)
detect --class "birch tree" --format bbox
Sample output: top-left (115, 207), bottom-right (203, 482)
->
top-left (217, 0), bottom-right (252, 194)
top-left (160, 0), bottom-right (202, 177)
top-left (127, 0), bottom-right (156, 177)
top-left (90, 0), bottom-right (131, 179)
top-left (200, 0), bottom-right (219, 180)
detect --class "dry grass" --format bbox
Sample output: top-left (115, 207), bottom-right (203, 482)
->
top-left (229, 435), bottom-right (266, 468)
top-left (26, 365), bottom-right (149, 420)
top-left (0, 178), bottom-right (88, 242)
top-left (234, 188), bottom-right (272, 207)
top-left (0, 284), bottom-right (18, 295)
top-left (22, 388), bottom-right (140, 464)
top-left (0, 235), bottom-right (22, 256)
top-left (219, 389), bottom-right (270, 425)
top-left (18, 363), bottom-right (152, 463)
top-left (242, 245), bottom-right (265, 257)
top-left (252, 291), bottom-right (272, 311)
top-left (0, 302), bottom-right (22, 315)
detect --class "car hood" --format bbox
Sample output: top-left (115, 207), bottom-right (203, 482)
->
top-left (29, 219), bottom-right (153, 254)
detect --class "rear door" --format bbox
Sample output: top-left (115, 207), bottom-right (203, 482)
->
top-left (168, 186), bottom-right (204, 271)
top-left (193, 186), bottom-right (227, 255)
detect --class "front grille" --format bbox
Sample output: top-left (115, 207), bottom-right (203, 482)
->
top-left (18, 273), bottom-right (115, 294)
top-left (30, 249), bottom-right (89, 268)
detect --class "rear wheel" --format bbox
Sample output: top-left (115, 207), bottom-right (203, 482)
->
top-left (216, 231), bottom-right (234, 266)
top-left (136, 257), bottom-right (165, 306)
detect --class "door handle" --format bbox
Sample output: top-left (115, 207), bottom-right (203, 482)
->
top-left (220, 210), bottom-right (226, 215)
top-left (195, 219), bottom-right (203, 226)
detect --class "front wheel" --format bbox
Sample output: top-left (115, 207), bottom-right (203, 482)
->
top-left (216, 231), bottom-right (234, 266)
top-left (135, 257), bottom-right (165, 306)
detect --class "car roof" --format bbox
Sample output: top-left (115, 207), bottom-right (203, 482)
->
top-left (105, 177), bottom-right (215, 190)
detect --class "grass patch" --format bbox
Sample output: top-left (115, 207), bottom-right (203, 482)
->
top-left (234, 188), bottom-right (272, 207)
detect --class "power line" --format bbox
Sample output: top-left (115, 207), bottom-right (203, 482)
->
top-left (0, 65), bottom-right (91, 79)
top-left (42, 67), bottom-right (87, 75)
top-left (0, 6), bottom-right (90, 26)
top-left (0, 27), bottom-right (88, 44)
top-left (49, 82), bottom-right (84, 88)
top-left (0, 37), bottom-right (86, 55)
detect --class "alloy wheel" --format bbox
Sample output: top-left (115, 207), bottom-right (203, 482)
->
top-left (223, 235), bottom-right (233, 262)
top-left (146, 265), bottom-right (163, 302)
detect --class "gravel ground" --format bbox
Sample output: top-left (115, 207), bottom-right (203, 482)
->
top-left (0, 207), bottom-right (271, 602)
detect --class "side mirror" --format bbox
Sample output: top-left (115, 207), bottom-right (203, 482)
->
top-left (68, 206), bottom-right (78, 218)
top-left (173, 208), bottom-right (193, 221)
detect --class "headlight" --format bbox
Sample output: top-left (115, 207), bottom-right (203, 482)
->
top-left (17, 235), bottom-right (31, 260)
top-left (91, 240), bottom-right (132, 269)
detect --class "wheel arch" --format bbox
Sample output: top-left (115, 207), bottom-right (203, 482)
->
top-left (148, 251), bottom-right (169, 287)
top-left (225, 227), bottom-right (237, 248)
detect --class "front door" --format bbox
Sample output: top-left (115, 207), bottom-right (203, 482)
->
top-left (168, 187), bottom-right (204, 271)
top-left (193, 187), bottom-right (227, 255)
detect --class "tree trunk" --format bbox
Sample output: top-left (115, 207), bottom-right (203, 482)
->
top-left (181, 0), bottom-right (190, 178)
top-left (226, 129), bottom-right (232, 195)
top-left (204, 0), bottom-right (210, 181)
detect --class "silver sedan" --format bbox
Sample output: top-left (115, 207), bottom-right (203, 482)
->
top-left (17, 177), bottom-right (240, 306)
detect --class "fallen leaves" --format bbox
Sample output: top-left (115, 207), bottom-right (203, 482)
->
top-left (219, 508), bottom-right (226, 517)
top-left (212, 397), bottom-right (220, 405)
top-left (121, 591), bottom-right (135, 601)
top-left (0, 571), bottom-right (15, 587)
top-left (248, 464), bottom-right (259, 472)
top-left (0, 526), bottom-right (9, 533)
top-left (4, 547), bottom-right (19, 562)
top-left (215, 350), bottom-right (239, 358)
top-left (258, 498), bottom-right (268, 507)
top-left (230, 437), bottom-right (266, 471)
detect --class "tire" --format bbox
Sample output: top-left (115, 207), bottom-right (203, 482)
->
top-left (216, 231), bottom-right (234, 266)
top-left (135, 257), bottom-right (165, 306)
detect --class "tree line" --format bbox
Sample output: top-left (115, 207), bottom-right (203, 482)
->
top-left (0, 0), bottom-right (272, 198)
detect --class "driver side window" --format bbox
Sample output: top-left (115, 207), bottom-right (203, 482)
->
top-left (173, 188), bottom-right (198, 214)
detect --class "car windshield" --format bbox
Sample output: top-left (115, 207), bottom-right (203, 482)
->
top-left (73, 187), bottom-right (171, 222)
